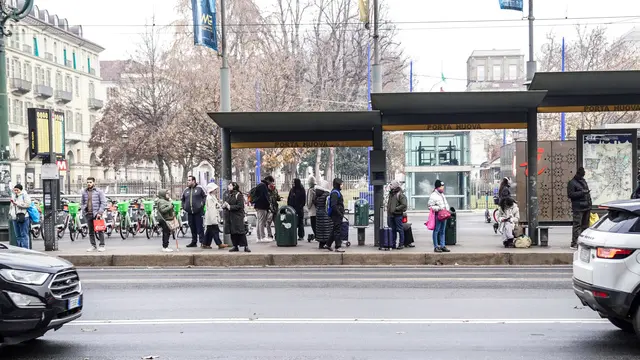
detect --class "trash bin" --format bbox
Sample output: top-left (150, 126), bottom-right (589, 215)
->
top-left (353, 199), bottom-right (369, 227)
top-left (275, 206), bottom-right (297, 247)
top-left (445, 207), bottom-right (457, 246)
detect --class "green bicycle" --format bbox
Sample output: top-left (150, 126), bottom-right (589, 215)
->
top-left (141, 200), bottom-right (162, 239)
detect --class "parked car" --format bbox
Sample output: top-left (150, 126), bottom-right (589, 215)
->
top-left (573, 199), bottom-right (640, 339)
top-left (0, 243), bottom-right (82, 345)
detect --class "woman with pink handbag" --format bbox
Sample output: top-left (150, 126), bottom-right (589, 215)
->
top-left (428, 180), bottom-right (451, 253)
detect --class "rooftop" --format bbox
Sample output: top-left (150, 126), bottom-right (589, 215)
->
top-left (469, 49), bottom-right (523, 58)
top-left (100, 60), bottom-right (145, 82)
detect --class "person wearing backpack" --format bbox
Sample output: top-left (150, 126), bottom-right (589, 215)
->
top-left (251, 175), bottom-right (274, 243)
top-left (324, 178), bottom-right (345, 252)
top-left (10, 184), bottom-right (31, 249)
top-left (306, 176), bottom-right (317, 241)
top-left (287, 178), bottom-right (306, 241)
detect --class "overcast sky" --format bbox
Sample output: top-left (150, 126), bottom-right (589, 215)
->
top-left (38, 0), bottom-right (639, 91)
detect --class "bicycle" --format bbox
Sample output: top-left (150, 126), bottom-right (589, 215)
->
top-left (141, 200), bottom-right (162, 239)
top-left (67, 202), bottom-right (89, 241)
top-left (116, 200), bottom-right (140, 239)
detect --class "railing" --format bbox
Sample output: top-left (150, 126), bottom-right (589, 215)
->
top-left (45, 52), bottom-right (53, 62)
top-left (34, 84), bottom-right (53, 98)
top-left (88, 98), bottom-right (103, 109)
top-left (10, 78), bottom-right (32, 93)
top-left (22, 44), bottom-right (32, 55)
top-left (55, 90), bottom-right (72, 102)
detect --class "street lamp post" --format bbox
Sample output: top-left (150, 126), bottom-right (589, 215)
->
top-left (0, 0), bottom-right (34, 244)
top-left (122, 134), bottom-right (129, 181)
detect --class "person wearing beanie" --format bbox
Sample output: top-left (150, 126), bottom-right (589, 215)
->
top-left (306, 176), bottom-right (317, 241)
top-left (324, 178), bottom-right (345, 252)
top-left (428, 180), bottom-right (450, 253)
top-left (387, 180), bottom-right (408, 249)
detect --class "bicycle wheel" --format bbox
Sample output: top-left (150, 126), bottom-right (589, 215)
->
top-left (81, 225), bottom-right (88, 238)
top-left (69, 223), bottom-right (78, 242)
top-left (145, 221), bottom-right (153, 239)
top-left (493, 208), bottom-right (499, 223)
top-left (119, 217), bottom-right (129, 239)
top-left (31, 226), bottom-right (40, 239)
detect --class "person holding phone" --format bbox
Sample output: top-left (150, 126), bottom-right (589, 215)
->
top-left (10, 184), bottom-right (31, 249)
top-left (567, 166), bottom-right (592, 250)
top-left (498, 197), bottom-right (519, 248)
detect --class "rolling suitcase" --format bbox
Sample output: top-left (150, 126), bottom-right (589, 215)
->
top-left (378, 227), bottom-right (393, 250)
top-left (403, 227), bottom-right (414, 247)
top-left (341, 219), bottom-right (351, 247)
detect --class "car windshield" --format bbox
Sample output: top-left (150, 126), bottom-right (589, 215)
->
top-left (592, 209), bottom-right (640, 234)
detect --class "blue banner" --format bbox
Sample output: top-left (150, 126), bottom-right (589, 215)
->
top-left (499, 0), bottom-right (523, 11)
top-left (192, 0), bottom-right (218, 51)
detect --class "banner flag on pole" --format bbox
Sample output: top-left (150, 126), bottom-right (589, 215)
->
top-left (358, 0), bottom-right (370, 25)
top-left (498, 0), bottom-right (523, 11)
top-left (192, 0), bottom-right (218, 51)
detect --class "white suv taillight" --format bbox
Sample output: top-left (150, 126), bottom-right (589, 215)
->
top-left (596, 247), bottom-right (635, 260)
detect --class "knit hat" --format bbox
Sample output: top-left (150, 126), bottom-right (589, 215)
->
top-left (434, 180), bottom-right (444, 189)
top-left (390, 180), bottom-right (400, 190)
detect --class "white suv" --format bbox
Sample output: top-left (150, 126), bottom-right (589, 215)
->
top-left (573, 199), bottom-right (640, 339)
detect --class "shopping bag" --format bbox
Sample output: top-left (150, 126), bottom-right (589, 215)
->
top-left (93, 219), bottom-right (107, 232)
top-left (437, 208), bottom-right (452, 221)
top-left (589, 212), bottom-right (600, 227)
top-left (425, 209), bottom-right (436, 230)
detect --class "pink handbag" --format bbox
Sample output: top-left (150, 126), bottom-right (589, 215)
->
top-left (425, 209), bottom-right (436, 230)
top-left (437, 209), bottom-right (452, 221)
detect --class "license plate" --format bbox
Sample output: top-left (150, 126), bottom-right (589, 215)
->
top-left (68, 295), bottom-right (82, 310)
top-left (580, 247), bottom-right (591, 263)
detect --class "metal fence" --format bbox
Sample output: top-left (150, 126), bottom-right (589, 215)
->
top-left (468, 180), bottom-right (500, 210)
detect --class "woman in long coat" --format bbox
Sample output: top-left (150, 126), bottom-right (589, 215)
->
top-left (223, 182), bottom-right (251, 252)
top-left (313, 180), bottom-right (332, 249)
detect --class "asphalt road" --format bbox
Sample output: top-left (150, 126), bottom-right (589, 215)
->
top-left (3, 266), bottom-right (639, 359)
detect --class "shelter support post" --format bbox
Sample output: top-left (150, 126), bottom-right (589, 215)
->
top-left (527, 108), bottom-right (539, 245)
top-left (221, 127), bottom-right (232, 245)
top-left (372, 125), bottom-right (384, 247)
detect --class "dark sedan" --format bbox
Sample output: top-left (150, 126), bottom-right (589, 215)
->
top-left (0, 243), bottom-right (82, 345)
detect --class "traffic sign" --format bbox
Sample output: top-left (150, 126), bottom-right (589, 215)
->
top-left (56, 160), bottom-right (67, 171)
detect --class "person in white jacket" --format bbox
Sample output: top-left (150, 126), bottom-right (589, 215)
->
top-left (428, 180), bottom-right (450, 253)
top-left (203, 182), bottom-right (228, 249)
top-left (498, 197), bottom-right (520, 247)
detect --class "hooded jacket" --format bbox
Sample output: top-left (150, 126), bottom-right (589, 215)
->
top-left (288, 179), bottom-right (306, 213)
top-left (155, 189), bottom-right (175, 221)
top-left (328, 178), bottom-right (345, 219)
top-left (568, 174), bottom-right (592, 212)
top-left (387, 187), bottom-right (408, 216)
top-left (306, 176), bottom-right (317, 217)
top-left (205, 183), bottom-right (222, 225)
top-left (253, 180), bottom-right (271, 210)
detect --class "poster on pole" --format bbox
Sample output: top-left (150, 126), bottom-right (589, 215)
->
top-left (27, 108), bottom-right (65, 160)
top-left (498, 0), bottom-right (523, 11)
top-left (577, 129), bottom-right (638, 206)
top-left (192, 0), bottom-right (218, 51)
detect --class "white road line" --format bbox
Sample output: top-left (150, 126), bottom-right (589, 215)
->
top-left (77, 266), bottom-right (573, 271)
top-left (68, 318), bottom-right (609, 326)
top-left (81, 277), bottom-right (569, 283)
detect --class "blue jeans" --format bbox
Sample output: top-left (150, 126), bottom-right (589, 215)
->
top-left (387, 215), bottom-right (405, 247)
top-left (432, 217), bottom-right (445, 248)
top-left (13, 217), bottom-right (30, 249)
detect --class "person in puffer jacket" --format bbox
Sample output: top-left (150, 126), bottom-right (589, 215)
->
top-left (498, 197), bottom-right (520, 248)
top-left (313, 180), bottom-right (332, 249)
top-left (204, 182), bottom-right (228, 249)
top-left (428, 180), bottom-right (450, 253)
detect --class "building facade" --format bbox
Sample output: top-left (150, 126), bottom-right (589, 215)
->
top-left (7, 4), bottom-right (105, 191)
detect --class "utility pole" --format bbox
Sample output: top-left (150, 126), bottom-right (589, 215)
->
top-left (219, 0), bottom-right (232, 245)
top-left (0, 0), bottom-right (34, 243)
top-left (526, 0), bottom-right (536, 81)
top-left (371, 0), bottom-right (385, 247)
top-left (371, 0), bottom-right (381, 93)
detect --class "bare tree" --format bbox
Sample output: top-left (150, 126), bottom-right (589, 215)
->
top-left (537, 26), bottom-right (640, 139)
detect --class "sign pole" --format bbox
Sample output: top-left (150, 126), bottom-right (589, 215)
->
top-left (42, 109), bottom-right (58, 251)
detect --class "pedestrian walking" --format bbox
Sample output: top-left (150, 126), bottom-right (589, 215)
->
top-left (10, 184), bottom-right (31, 249)
top-left (324, 178), bottom-right (345, 253)
top-left (222, 182), bottom-right (251, 253)
top-left (568, 166), bottom-right (592, 249)
top-left (82, 177), bottom-right (107, 252)
top-left (428, 180), bottom-right (451, 253)
top-left (252, 176), bottom-right (274, 242)
top-left (181, 175), bottom-right (207, 248)
top-left (498, 197), bottom-right (520, 248)
top-left (204, 182), bottom-right (228, 249)
top-left (314, 180), bottom-right (331, 249)
top-left (287, 178), bottom-right (306, 241)
top-left (155, 189), bottom-right (176, 252)
top-left (387, 180), bottom-right (408, 249)
top-left (306, 176), bottom-right (317, 241)
top-left (266, 183), bottom-right (281, 239)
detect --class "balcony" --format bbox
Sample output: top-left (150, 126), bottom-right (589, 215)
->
top-left (65, 60), bottom-right (73, 68)
top-left (22, 44), bottom-right (32, 55)
top-left (88, 98), bottom-right (103, 110)
top-left (45, 52), bottom-right (53, 62)
top-left (9, 121), bottom-right (27, 136)
top-left (34, 84), bottom-right (53, 99)
top-left (55, 90), bottom-right (73, 104)
top-left (65, 131), bottom-right (82, 144)
top-left (89, 68), bottom-right (96, 76)
top-left (10, 78), bottom-right (32, 95)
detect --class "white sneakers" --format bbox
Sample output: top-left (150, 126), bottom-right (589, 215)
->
top-left (87, 246), bottom-right (106, 252)
top-left (256, 238), bottom-right (273, 243)
top-left (162, 247), bottom-right (174, 252)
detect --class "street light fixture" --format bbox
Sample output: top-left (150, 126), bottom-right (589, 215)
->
top-left (0, 0), bottom-right (34, 244)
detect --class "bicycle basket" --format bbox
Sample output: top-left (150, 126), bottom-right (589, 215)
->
top-left (143, 201), bottom-right (154, 214)
top-left (68, 203), bottom-right (80, 217)
top-left (117, 201), bottom-right (130, 214)
top-left (172, 201), bottom-right (182, 214)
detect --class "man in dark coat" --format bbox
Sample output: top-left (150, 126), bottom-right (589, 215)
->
top-left (181, 175), bottom-right (207, 248)
top-left (567, 167), bottom-right (592, 249)
top-left (387, 180), bottom-right (408, 249)
top-left (324, 178), bottom-right (345, 252)
top-left (287, 178), bottom-right (306, 241)
top-left (253, 176), bottom-right (274, 242)
top-left (223, 182), bottom-right (251, 253)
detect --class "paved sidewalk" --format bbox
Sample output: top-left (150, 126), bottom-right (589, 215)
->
top-left (32, 212), bottom-right (575, 267)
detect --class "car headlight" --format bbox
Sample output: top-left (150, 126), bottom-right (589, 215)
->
top-left (5, 291), bottom-right (45, 308)
top-left (0, 269), bottom-right (50, 285)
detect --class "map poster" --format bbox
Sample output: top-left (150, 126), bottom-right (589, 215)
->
top-left (579, 131), bottom-right (637, 206)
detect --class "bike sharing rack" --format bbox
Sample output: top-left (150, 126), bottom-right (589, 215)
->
top-left (209, 70), bottom-right (640, 247)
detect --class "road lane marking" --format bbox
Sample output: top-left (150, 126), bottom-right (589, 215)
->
top-left (68, 318), bottom-right (609, 326)
top-left (80, 277), bottom-right (569, 283)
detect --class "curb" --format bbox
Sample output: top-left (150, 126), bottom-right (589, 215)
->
top-left (59, 252), bottom-right (573, 267)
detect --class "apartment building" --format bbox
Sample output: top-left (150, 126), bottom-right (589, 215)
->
top-left (7, 3), bottom-right (106, 190)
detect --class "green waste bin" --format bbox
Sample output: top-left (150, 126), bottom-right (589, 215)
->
top-left (353, 199), bottom-right (369, 227)
top-left (275, 206), bottom-right (297, 247)
top-left (445, 207), bottom-right (457, 246)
